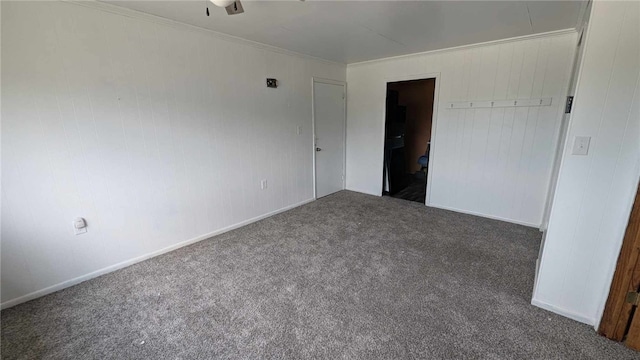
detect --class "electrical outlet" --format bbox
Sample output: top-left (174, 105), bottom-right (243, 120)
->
top-left (73, 217), bottom-right (87, 235)
top-left (572, 136), bottom-right (591, 155)
top-left (261, 179), bottom-right (267, 190)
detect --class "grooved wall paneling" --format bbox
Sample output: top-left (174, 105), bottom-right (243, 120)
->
top-left (0, 1), bottom-right (345, 306)
top-left (533, 0), bottom-right (640, 326)
top-left (346, 31), bottom-right (576, 227)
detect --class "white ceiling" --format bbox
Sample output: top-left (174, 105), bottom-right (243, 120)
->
top-left (104, 0), bottom-right (584, 64)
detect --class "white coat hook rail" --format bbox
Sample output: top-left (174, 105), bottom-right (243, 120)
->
top-left (446, 97), bottom-right (552, 109)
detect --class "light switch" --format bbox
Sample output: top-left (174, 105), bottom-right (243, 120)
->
top-left (572, 136), bottom-right (591, 156)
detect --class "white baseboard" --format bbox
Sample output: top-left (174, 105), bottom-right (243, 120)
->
top-left (426, 203), bottom-right (541, 228)
top-left (1, 198), bottom-right (315, 310)
top-left (344, 186), bottom-right (380, 197)
top-left (539, 221), bottom-right (549, 232)
top-left (534, 258), bottom-right (540, 288)
top-left (531, 297), bottom-right (596, 326)
top-left (344, 189), bottom-right (541, 228)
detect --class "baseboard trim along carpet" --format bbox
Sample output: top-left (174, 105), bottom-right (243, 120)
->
top-left (426, 203), bottom-right (541, 229)
top-left (3, 191), bottom-right (634, 358)
top-left (531, 298), bottom-right (596, 326)
top-left (0, 198), bottom-right (315, 310)
top-left (344, 188), bottom-right (542, 229)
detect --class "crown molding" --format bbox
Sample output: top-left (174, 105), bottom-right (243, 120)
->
top-left (60, 1), bottom-right (577, 68)
top-left (347, 28), bottom-right (578, 68)
top-left (60, 0), bottom-right (346, 67)
top-left (575, 0), bottom-right (592, 31)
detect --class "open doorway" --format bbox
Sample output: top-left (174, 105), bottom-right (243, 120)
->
top-left (383, 78), bottom-right (436, 204)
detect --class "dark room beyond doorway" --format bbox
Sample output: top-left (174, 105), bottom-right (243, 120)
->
top-left (383, 78), bottom-right (436, 204)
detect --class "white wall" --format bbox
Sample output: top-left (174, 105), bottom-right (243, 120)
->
top-left (540, 3), bottom-right (591, 233)
top-left (532, 0), bottom-right (640, 327)
top-left (346, 31), bottom-right (577, 227)
top-left (0, 1), bottom-right (345, 307)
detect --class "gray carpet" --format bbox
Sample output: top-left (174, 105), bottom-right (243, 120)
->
top-left (1, 191), bottom-right (638, 359)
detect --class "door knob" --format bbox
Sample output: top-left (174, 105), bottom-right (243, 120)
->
top-left (316, 147), bottom-right (322, 151)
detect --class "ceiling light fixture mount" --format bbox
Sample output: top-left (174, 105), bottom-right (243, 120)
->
top-left (207, 0), bottom-right (304, 17)
top-left (210, 0), bottom-right (235, 8)
top-left (208, 0), bottom-right (244, 15)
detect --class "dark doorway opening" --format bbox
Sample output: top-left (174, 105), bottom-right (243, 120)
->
top-left (383, 78), bottom-right (436, 204)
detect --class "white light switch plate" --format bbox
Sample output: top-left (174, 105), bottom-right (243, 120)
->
top-left (572, 136), bottom-right (591, 156)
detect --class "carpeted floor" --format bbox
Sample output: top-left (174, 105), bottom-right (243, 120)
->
top-left (2, 191), bottom-right (638, 359)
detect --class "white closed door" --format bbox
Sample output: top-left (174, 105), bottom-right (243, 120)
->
top-left (314, 81), bottom-right (346, 198)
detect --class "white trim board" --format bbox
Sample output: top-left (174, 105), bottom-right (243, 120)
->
top-left (428, 203), bottom-right (540, 229)
top-left (342, 186), bottom-right (541, 228)
top-left (348, 28), bottom-right (578, 68)
top-left (344, 186), bottom-right (379, 197)
top-left (0, 198), bottom-right (315, 310)
top-left (531, 298), bottom-right (596, 326)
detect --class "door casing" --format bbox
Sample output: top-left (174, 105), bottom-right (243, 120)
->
top-left (312, 77), bottom-right (347, 199)
top-left (599, 181), bottom-right (640, 349)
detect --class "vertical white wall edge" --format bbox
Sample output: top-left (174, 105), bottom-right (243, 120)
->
top-left (532, 0), bottom-right (640, 329)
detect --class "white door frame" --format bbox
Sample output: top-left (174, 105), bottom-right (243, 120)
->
top-left (312, 77), bottom-right (347, 200)
top-left (381, 72), bottom-right (440, 206)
